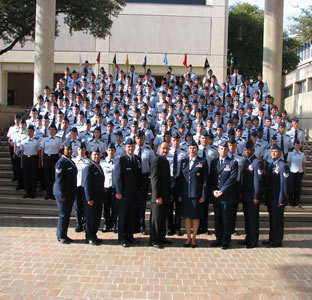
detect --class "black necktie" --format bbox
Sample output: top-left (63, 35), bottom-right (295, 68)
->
top-left (173, 150), bottom-right (178, 177)
top-left (62, 130), bottom-right (66, 141)
top-left (85, 111), bottom-right (88, 118)
top-left (248, 130), bottom-right (251, 140)
top-left (260, 118), bottom-right (263, 128)
top-left (138, 147), bottom-right (142, 160)
top-left (235, 75), bottom-right (237, 87)
top-left (108, 133), bottom-right (111, 145)
top-left (223, 93), bottom-right (225, 104)
top-left (240, 118), bottom-right (243, 128)
top-left (281, 135), bottom-right (284, 154)
top-left (74, 116), bottom-right (77, 124)
top-left (52, 115), bottom-right (55, 124)
top-left (227, 84), bottom-right (229, 93)
top-left (295, 129), bottom-right (298, 142)
top-left (267, 129), bottom-right (270, 142)
top-left (268, 105), bottom-right (271, 116)
top-left (202, 149), bottom-right (206, 159)
top-left (260, 90), bottom-right (263, 102)
top-left (131, 73), bottom-right (134, 85)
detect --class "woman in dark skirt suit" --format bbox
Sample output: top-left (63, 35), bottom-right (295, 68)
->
top-left (179, 140), bottom-right (208, 247)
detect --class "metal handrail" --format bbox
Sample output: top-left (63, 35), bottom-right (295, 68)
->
top-left (304, 141), bottom-right (312, 161)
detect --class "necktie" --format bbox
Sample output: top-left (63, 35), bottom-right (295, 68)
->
top-left (295, 129), bottom-right (298, 142)
top-left (202, 149), bottom-right (206, 159)
top-left (58, 123), bottom-right (61, 131)
top-left (268, 105), bottom-right (271, 116)
top-left (44, 128), bottom-right (48, 137)
top-left (248, 130), bottom-right (251, 140)
top-left (64, 110), bottom-right (68, 119)
top-left (62, 130), bottom-right (66, 141)
top-left (227, 84), bottom-right (229, 93)
top-left (243, 94), bottom-right (245, 104)
top-left (267, 129), bottom-right (270, 142)
top-left (281, 135), bottom-right (284, 154)
top-left (235, 75), bottom-right (237, 87)
top-left (108, 133), bottom-right (111, 145)
top-left (131, 73), bottom-right (134, 85)
top-left (223, 93), bottom-right (225, 104)
top-left (138, 147), bottom-right (142, 160)
top-left (52, 115), bottom-right (55, 124)
top-left (240, 118), bottom-right (243, 128)
top-left (260, 118), bottom-right (263, 128)
top-left (74, 116), bottom-right (77, 124)
top-left (85, 111), bottom-right (88, 118)
top-left (260, 90), bottom-right (263, 102)
top-left (173, 150), bottom-right (178, 176)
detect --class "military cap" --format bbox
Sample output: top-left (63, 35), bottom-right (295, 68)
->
top-left (188, 140), bottom-right (198, 147)
top-left (31, 107), bottom-right (37, 112)
top-left (21, 119), bottom-right (27, 124)
top-left (124, 138), bottom-right (135, 145)
top-left (78, 142), bottom-right (86, 149)
top-left (136, 130), bottom-right (145, 138)
top-left (107, 120), bottom-right (114, 126)
top-left (227, 137), bottom-right (237, 144)
top-left (15, 114), bottom-right (21, 119)
top-left (49, 124), bottom-right (57, 130)
top-left (272, 144), bottom-right (281, 151)
top-left (172, 132), bottom-right (181, 139)
top-left (132, 120), bottom-right (138, 126)
top-left (279, 122), bottom-right (286, 127)
top-left (36, 115), bottom-right (43, 120)
top-left (115, 131), bottom-right (123, 136)
top-left (251, 130), bottom-right (258, 137)
top-left (219, 140), bottom-right (228, 147)
top-left (245, 140), bottom-right (254, 149)
top-left (292, 117), bottom-right (299, 122)
top-left (63, 140), bottom-right (72, 148)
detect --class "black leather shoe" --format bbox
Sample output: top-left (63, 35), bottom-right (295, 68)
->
top-left (176, 230), bottom-right (183, 236)
top-left (232, 230), bottom-right (240, 236)
top-left (95, 238), bottom-right (103, 243)
top-left (66, 237), bottom-right (74, 242)
top-left (150, 242), bottom-right (163, 249)
top-left (206, 230), bottom-right (212, 235)
top-left (191, 244), bottom-right (198, 248)
top-left (183, 242), bottom-right (191, 247)
top-left (88, 240), bottom-right (100, 246)
top-left (16, 186), bottom-right (23, 190)
top-left (58, 238), bottom-right (70, 244)
top-left (211, 240), bottom-right (222, 247)
top-left (30, 195), bottom-right (36, 199)
top-left (246, 242), bottom-right (257, 249)
top-left (128, 238), bottom-right (140, 244)
top-left (140, 229), bottom-right (148, 235)
top-left (101, 227), bottom-right (108, 233)
top-left (121, 242), bottom-right (129, 247)
top-left (161, 238), bottom-right (172, 245)
top-left (237, 240), bottom-right (248, 245)
top-left (113, 227), bottom-right (118, 233)
top-left (75, 227), bottom-right (83, 233)
top-left (270, 243), bottom-right (282, 248)
top-left (221, 244), bottom-right (229, 250)
top-left (262, 240), bottom-right (271, 245)
top-left (23, 194), bottom-right (31, 198)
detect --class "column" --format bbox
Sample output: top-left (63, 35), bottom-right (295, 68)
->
top-left (33, 0), bottom-right (56, 105)
top-left (262, 0), bottom-right (284, 109)
top-left (0, 64), bottom-right (8, 105)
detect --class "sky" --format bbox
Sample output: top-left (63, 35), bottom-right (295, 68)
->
top-left (229, 0), bottom-right (311, 31)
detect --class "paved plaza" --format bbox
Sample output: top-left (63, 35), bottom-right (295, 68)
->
top-left (0, 214), bottom-right (311, 300)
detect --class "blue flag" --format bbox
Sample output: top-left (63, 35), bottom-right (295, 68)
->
top-left (163, 53), bottom-right (168, 66)
top-left (143, 56), bottom-right (147, 69)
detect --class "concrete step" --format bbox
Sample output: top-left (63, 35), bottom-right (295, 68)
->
top-left (0, 157), bottom-right (11, 163)
top-left (0, 178), bottom-right (17, 187)
top-left (0, 164), bottom-right (14, 171)
top-left (0, 204), bottom-right (59, 216)
top-left (301, 187), bottom-right (312, 195)
top-left (0, 170), bottom-right (13, 178)
top-left (0, 187), bottom-right (45, 196)
top-left (0, 152), bottom-right (10, 158)
top-left (0, 195), bottom-right (55, 205)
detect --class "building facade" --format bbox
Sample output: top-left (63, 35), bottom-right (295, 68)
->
top-left (0, 0), bottom-right (228, 107)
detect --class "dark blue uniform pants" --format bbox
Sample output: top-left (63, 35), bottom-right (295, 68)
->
top-left (43, 154), bottom-right (59, 197)
top-left (213, 201), bottom-right (234, 246)
top-left (268, 205), bottom-right (284, 246)
top-left (85, 201), bottom-right (102, 241)
top-left (103, 187), bottom-right (117, 230)
top-left (56, 196), bottom-right (74, 239)
top-left (23, 155), bottom-right (38, 197)
top-left (242, 201), bottom-right (259, 244)
top-left (289, 172), bottom-right (304, 206)
top-left (74, 186), bottom-right (86, 229)
top-left (137, 174), bottom-right (150, 231)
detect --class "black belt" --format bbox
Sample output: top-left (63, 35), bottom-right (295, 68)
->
top-left (44, 153), bottom-right (59, 157)
top-left (24, 155), bottom-right (38, 158)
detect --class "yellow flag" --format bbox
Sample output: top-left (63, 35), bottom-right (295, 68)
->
top-left (126, 55), bottom-right (129, 66)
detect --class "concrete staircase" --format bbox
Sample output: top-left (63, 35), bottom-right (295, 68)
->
top-left (0, 135), bottom-right (311, 219)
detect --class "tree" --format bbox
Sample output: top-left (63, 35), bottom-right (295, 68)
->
top-left (289, 5), bottom-right (312, 43)
top-left (228, 3), bottom-right (264, 78)
top-left (282, 33), bottom-right (300, 75)
top-left (228, 3), bottom-right (299, 78)
top-left (0, 0), bottom-right (125, 55)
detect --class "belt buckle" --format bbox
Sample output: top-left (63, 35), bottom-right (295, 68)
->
top-left (27, 155), bottom-right (31, 158)
top-left (48, 154), bottom-right (51, 157)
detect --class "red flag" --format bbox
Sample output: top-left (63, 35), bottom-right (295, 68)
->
top-left (96, 52), bottom-right (100, 64)
top-left (183, 54), bottom-right (187, 67)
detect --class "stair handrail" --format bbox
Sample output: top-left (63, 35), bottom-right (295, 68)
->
top-left (304, 140), bottom-right (312, 161)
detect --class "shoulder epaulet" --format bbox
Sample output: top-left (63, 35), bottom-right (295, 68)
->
top-left (145, 145), bottom-right (151, 149)
top-left (34, 137), bottom-right (39, 140)
top-left (180, 148), bottom-right (186, 151)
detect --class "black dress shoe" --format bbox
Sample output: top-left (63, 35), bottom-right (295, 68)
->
top-left (191, 244), bottom-right (198, 248)
top-left (87, 240), bottom-right (100, 246)
top-left (128, 238), bottom-right (140, 244)
top-left (246, 242), bottom-right (257, 249)
top-left (95, 238), bottom-right (103, 243)
top-left (75, 227), bottom-right (83, 233)
top-left (140, 229), bottom-right (148, 235)
top-left (150, 242), bottom-right (163, 249)
top-left (58, 238), bottom-right (70, 244)
top-left (23, 194), bottom-right (31, 198)
top-left (270, 243), bottom-right (282, 248)
top-left (161, 239), bottom-right (172, 245)
top-left (120, 242), bottom-right (129, 247)
top-left (262, 240), bottom-right (271, 245)
top-left (237, 240), bottom-right (248, 245)
top-left (221, 244), bottom-right (229, 250)
top-left (30, 195), bottom-right (36, 199)
top-left (183, 242), bottom-right (191, 247)
top-left (113, 227), bottom-right (118, 233)
top-left (206, 230), bottom-right (212, 235)
top-left (66, 237), bottom-right (74, 242)
top-left (16, 186), bottom-right (23, 190)
top-left (12, 178), bottom-right (17, 182)
top-left (101, 227), bottom-right (108, 233)
top-left (211, 240), bottom-right (222, 247)
top-left (232, 230), bottom-right (240, 236)
top-left (176, 230), bottom-right (183, 236)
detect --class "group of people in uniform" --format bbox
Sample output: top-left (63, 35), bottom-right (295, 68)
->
top-left (7, 61), bottom-right (307, 248)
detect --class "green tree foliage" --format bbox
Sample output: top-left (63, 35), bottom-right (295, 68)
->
top-left (282, 33), bottom-right (300, 75)
top-left (0, 0), bottom-right (125, 55)
top-left (228, 3), bottom-right (264, 78)
top-left (289, 5), bottom-right (312, 43)
top-left (228, 3), bottom-right (299, 77)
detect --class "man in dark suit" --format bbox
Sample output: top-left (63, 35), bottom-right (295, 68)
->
top-left (264, 144), bottom-right (290, 247)
top-left (239, 140), bottom-right (264, 248)
top-left (149, 142), bottom-right (171, 249)
top-left (84, 148), bottom-right (105, 246)
top-left (114, 138), bottom-right (142, 247)
top-left (210, 141), bottom-right (238, 249)
top-left (53, 140), bottom-right (78, 244)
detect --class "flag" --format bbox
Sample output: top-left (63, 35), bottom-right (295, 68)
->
top-left (112, 54), bottom-right (117, 66)
top-left (125, 54), bottom-right (129, 66)
top-left (204, 57), bottom-right (210, 69)
top-left (163, 53), bottom-right (168, 66)
top-left (79, 53), bottom-right (82, 68)
top-left (142, 56), bottom-right (147, 69)
top-left (183, 54), bottom-right (187, 67)
top-left (96, 52), bottom-right (100, 64)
